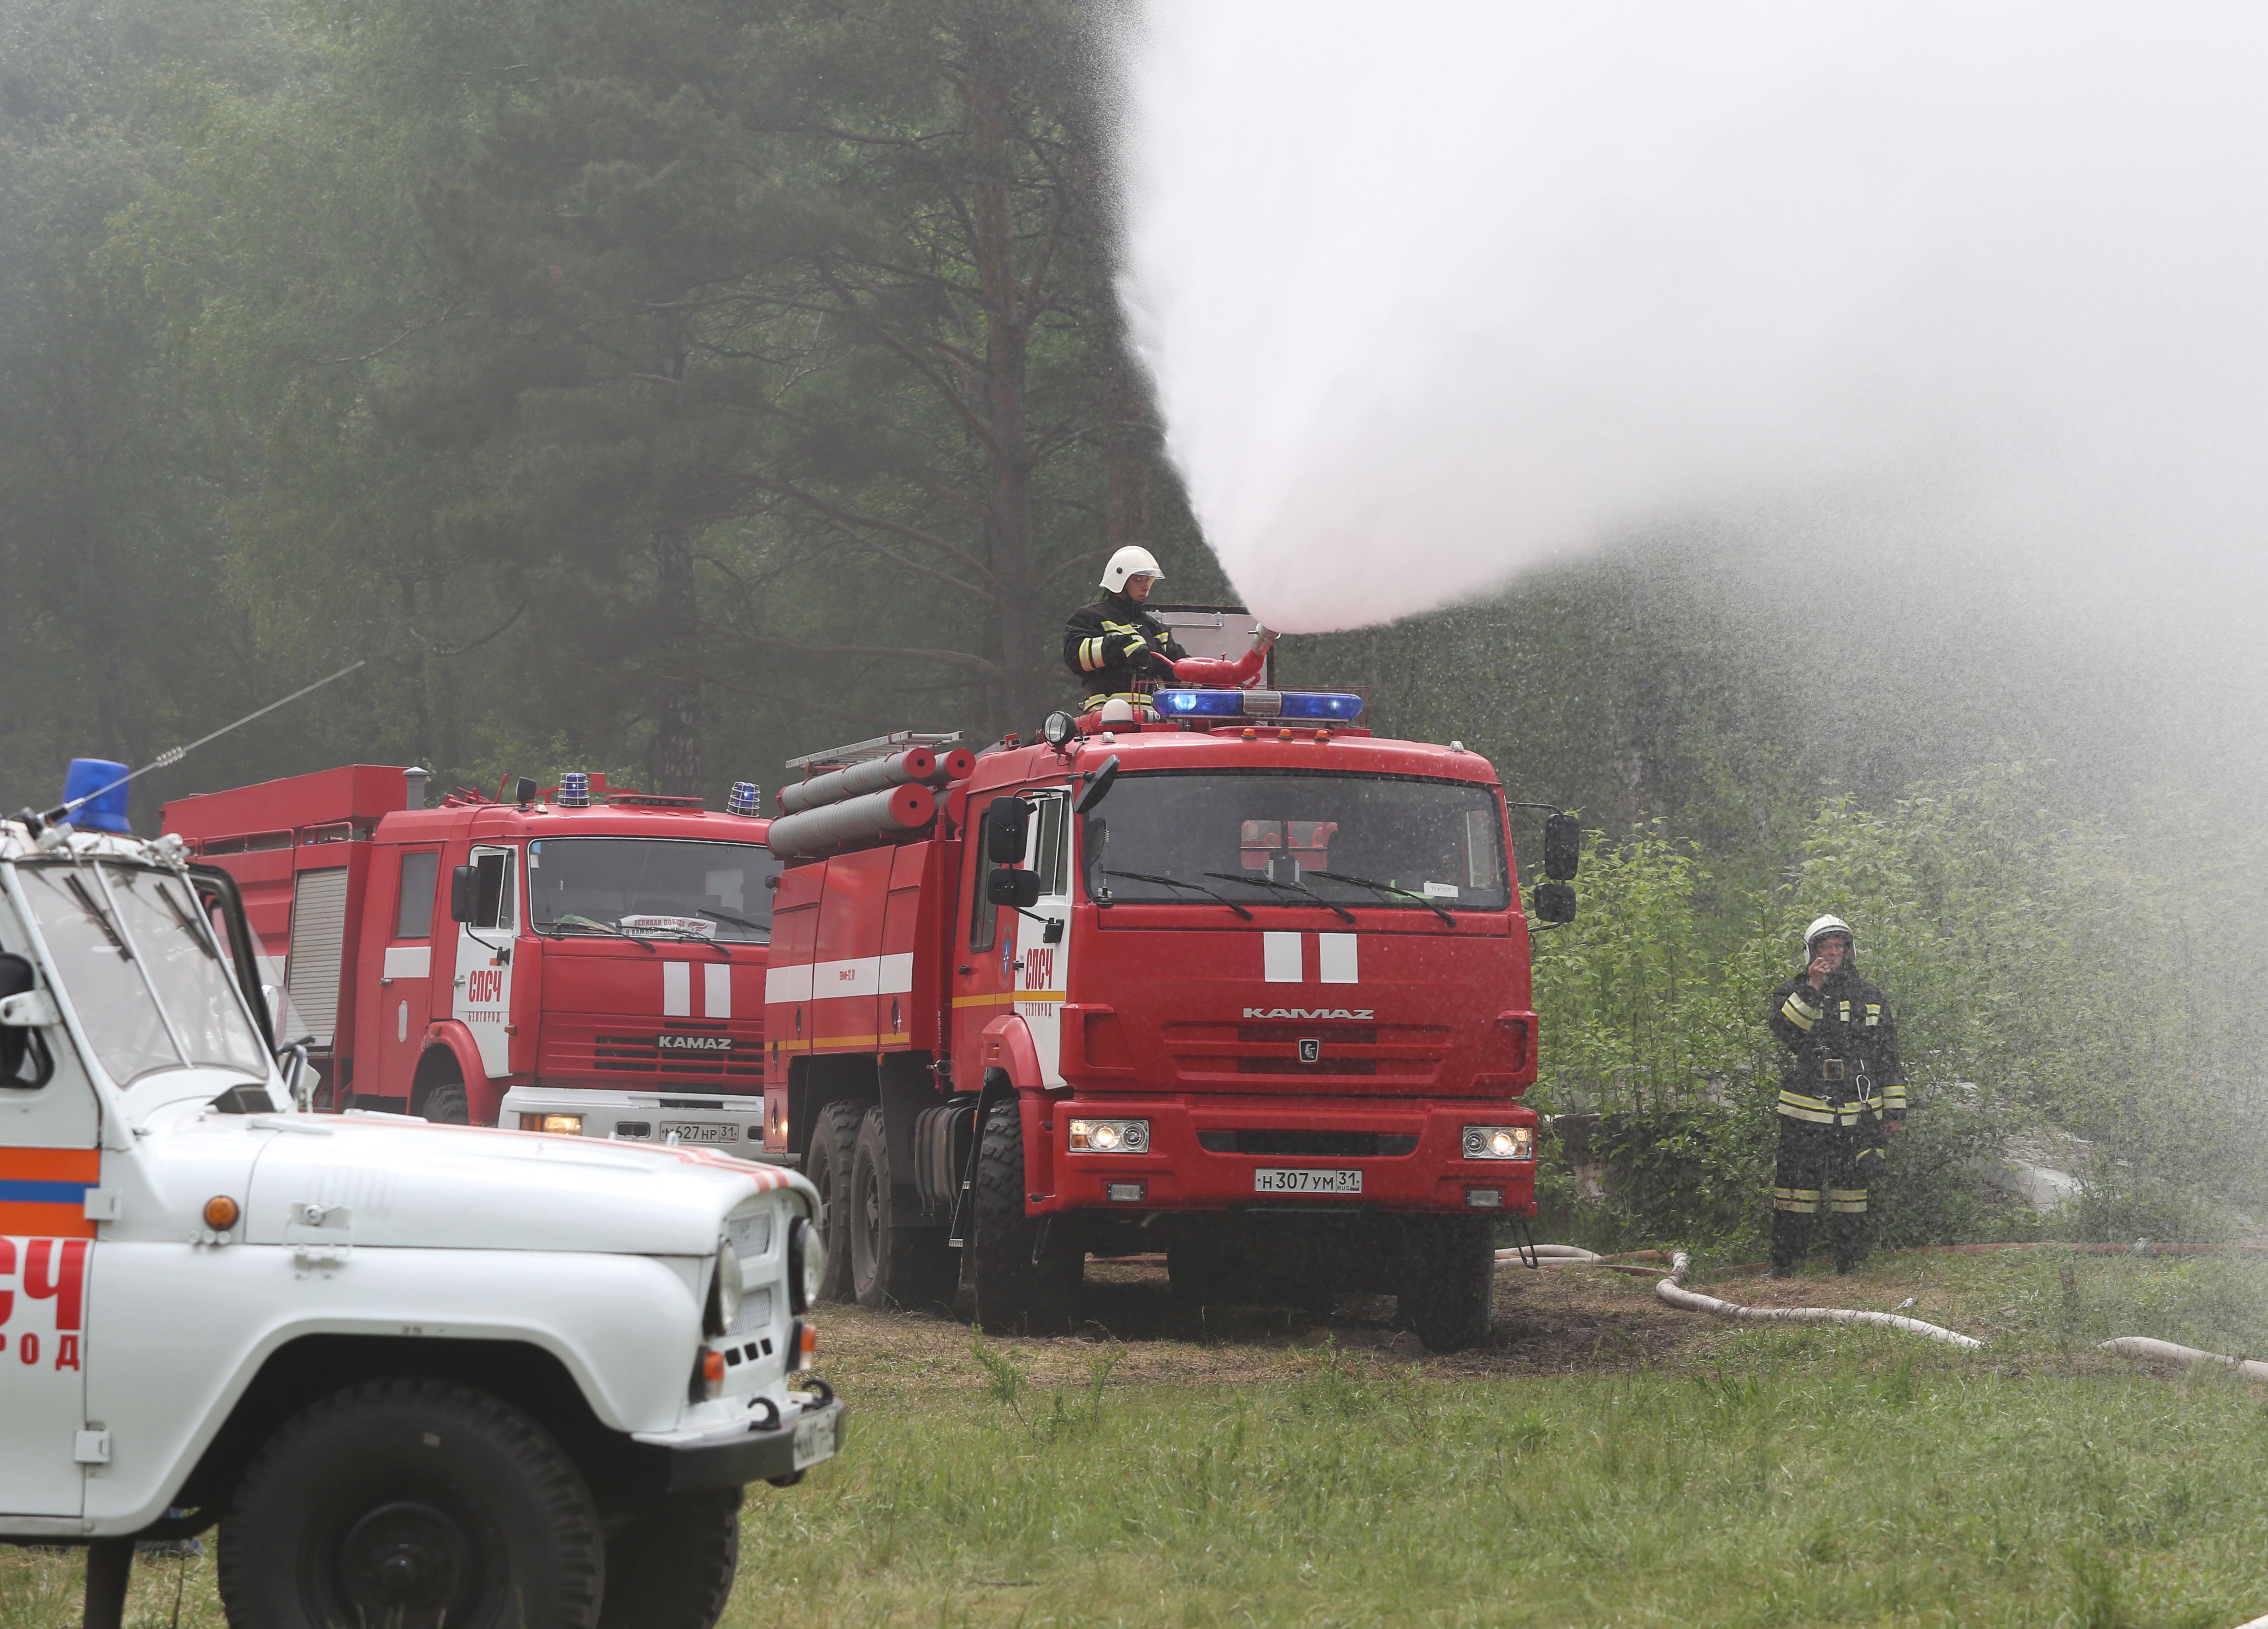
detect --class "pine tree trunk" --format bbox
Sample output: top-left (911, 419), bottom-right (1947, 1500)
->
top-left (652, 528), bottom-right (703, 796)
top-left (965, 12), bottom-right (1046, 736)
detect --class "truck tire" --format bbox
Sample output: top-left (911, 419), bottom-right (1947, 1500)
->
top-left (849, 1106), bottom-right (960, 1314)
top-left (1401, 1218), bottom-right (1498, 1353)
top-left (803, 1100), bottom-right (862, 1303)
top-left (971, 1097), bottom-right (1079, 1335)
top-left (595, 1487), bottom-right (739, 1629)
top-left (422, 1076), bottom-right (469, 1125)
top-left (217, 1376), bottom-right (604, 1629)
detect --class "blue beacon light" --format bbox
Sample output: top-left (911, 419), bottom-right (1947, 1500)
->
top-left (727, 781), bottom-right (762, 817)
top-left (62, 758), bottom-right (133, 834)
top-left (558, 771), bottom-right (591, 808)
top-left (1151, 689), bottom-right (1364, 723)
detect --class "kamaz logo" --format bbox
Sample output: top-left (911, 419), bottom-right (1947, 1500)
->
top-left (1242, 1007), bottom-right (1373, 1021)
top-left (656, 1034), bottom-right (734, 1053)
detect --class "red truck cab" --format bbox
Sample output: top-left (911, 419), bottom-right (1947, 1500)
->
top-left (765, 694), bottom-right (1567, 1350)
top-left (163, 767), bottom-right (780, 1153)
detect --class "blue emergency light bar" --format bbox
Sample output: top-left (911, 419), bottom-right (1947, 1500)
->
top-left (1150, 689), bottom-right (1364, 723)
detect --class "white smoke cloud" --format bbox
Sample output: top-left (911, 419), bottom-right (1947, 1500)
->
top-left (1110, 2), bottom-right (2268, 638)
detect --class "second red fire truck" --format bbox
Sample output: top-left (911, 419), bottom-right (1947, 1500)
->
top-left (763, 668), bottom-right (1577, 1351)
top-left (161, 766), bottom-right (780, 1150)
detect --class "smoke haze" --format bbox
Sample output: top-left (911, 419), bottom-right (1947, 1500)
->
top-left (1109, 2), bottom-right (2268, 657)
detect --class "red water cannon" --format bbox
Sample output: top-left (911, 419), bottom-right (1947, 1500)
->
top-left (1166, 622), bottom-right (1278, 689)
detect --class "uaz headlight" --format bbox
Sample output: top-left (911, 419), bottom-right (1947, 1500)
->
top-left (1069, 1118), bottom-right (1150, 1153)
top-left (788, 1215), bottom-right (824, 1315)
top-left (706, 1238), bottom-right (743, 1337)
top-left (1462, 1124), bottom-right (1534, 1161)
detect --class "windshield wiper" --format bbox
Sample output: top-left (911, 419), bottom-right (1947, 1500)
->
top-left (532, 914), bottom-right (657, 953)
top-left (1306, 870), bottom-right (1456, 926)
top-left (1099, 868), bottom-right (1254, 920)
top-left (154, 880), bottom-right (224, 959)
top-left (633, 924), bottom-right (729, 958)
top-left (1203, 871), bottom-right (1356, 924)
top-left (695, 907), bottom-right (770, 941)
top-left (63, 873), bottom-right (132, 959)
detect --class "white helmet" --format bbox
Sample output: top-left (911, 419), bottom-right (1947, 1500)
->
top-left (1101, 545), bottom-right (1163, 594)
top-left (1804, 914), bottom-right (1855, 956)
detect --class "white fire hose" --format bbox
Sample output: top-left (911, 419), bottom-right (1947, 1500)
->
top-left (1652, 1250), bottom-right (1986, 1348)
top-left (2095, 1336), bottom-right (2268, 1382)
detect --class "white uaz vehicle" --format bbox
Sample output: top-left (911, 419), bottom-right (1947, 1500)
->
top-left (0, 821), bottom-right (843, 1629)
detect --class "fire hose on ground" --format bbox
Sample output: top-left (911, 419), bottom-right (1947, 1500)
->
top-left (1498, 1243), bottom-right (2268, 1376)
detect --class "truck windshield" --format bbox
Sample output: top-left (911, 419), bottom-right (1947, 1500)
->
top-left (1080, 770), bottom-right (1512, 913)
top-left (525, 838), bottom-right (779, 943)
top-left (19, 861), bottom-right (271, 1086)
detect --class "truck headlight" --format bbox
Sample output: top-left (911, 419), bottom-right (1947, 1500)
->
top-left (706, 1239), bottom-right (743, 1336)
top-left (1462, 1124), bottom-right (1534, 1161)
top-left (1069, 1118), bottom-right (1150, 1153)
top-left (519, 1112), bottom-right (584, 1135)
top-left (788, 1216), bottom-right (824, 1315)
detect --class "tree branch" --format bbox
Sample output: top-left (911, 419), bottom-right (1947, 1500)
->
top-left (721, 635), bottom-right (1002, 679)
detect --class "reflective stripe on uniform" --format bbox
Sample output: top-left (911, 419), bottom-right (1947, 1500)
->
top-left (1079, 636), bottom-right (1106, 672)
top-left (1773, 1187), bottom-right (1821, 1214)
top-left (1865, 1003), bottom-right (1882, 1027)
top-left (1777, 1090), bottom-right (1838, 1124)
top-left (1081, 690), bottom-right (1146, 712)
top-left (1827, 1188), bottom-right (1868, 1213)
top-left (1781, 993), bottom-right (1822, 1032)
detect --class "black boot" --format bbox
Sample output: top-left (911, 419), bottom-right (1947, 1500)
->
top-left (1769, 1211), bottom-right (1810, 1277)
top-left (1831, 1213), bottom-right (1870, 1275)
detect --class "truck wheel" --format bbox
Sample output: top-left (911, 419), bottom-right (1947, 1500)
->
top-left (217, 1377), bottom-right (604, 1629)
top-left (422, 1077), bottom-right (469, 1125)
top-left (1401, 1218), bottom-right (1498, 1353)
top-left (595, 1487), bottom-right (739, 1629)
top-left (971, 1097), bottom-right (1079, 1335)
top-left (850, 1107), bottom-right (960, 1314)
top-left (803, 1101), bottom-right (861, 1303)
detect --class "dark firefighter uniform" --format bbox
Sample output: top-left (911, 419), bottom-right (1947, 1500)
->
top-left (1766, 960), bottom-right (1905, 1274)
top-left (1063, 594), bottom-right (1184, 712)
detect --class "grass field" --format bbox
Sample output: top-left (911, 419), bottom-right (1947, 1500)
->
top-left (8, 1247), bottom-right (2268, 1628)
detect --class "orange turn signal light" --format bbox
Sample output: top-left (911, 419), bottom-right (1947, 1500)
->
top-left (702, 1350), bottom-right (727, 1384)
top-left (203, 1195), bottom-right (239, 1231)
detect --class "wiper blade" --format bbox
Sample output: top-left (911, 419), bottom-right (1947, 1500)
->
top-left (532, 915), bottom-right (657, 953)
top-left (695, 906), bottom-right (768, 935)
top-left (1203, 870), bottom-right (1357, 924)
top-left (155, 879), bottom-right (223, 959)
top-left (632, 924), bottom-right (730, 958)
top-left (1307, 870), bottom-right (1455, 926)
top-left (1099, 868), bottom-right (1254, 920)
top-left (64, 872), bottom-right (132, 959)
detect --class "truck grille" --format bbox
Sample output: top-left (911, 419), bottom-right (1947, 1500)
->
top-left (1159, 1021), bottom-right (1450, 1091)
top-left (540, 1018), bottom-right (764, 1092)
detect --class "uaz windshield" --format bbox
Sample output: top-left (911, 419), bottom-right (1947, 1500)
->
top-left (525, 838), bottom-right (778, 943)
top-left (20, 860), bottom-right (270, 1087)
top-left (1081, 770), bottom-right (1511, 913)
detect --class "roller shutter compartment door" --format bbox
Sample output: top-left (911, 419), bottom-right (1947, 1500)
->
top-left (284, 867), bottom-right (352, 1047)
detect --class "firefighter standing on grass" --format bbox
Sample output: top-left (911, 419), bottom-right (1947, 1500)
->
top-left (1766, 915), bottom-right (1906, 1276)
top-left (1063, 546), bottom-right (1185, 713)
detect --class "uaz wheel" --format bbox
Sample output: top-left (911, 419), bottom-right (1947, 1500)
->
top-left (595, 1486), bottom-right (740, 1629)
top-left (217, 1377), bottom-right (604, 1629)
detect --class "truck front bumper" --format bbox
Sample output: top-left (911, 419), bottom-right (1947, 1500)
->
top-left (1033, 1094), bottom-right (1538, 1216)
top-left (500, 1084), bottom-right (771, 1157)
top-left (632, 1392), bottom-right (848, 1492)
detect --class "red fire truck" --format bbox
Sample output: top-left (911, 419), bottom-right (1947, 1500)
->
top-left (763, 676), bottom-right (1578, 1351)
top-left (160, 765), bottom-right (782, 1151)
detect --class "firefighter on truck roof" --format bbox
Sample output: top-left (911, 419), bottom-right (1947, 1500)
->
top-left (1064, 545), bottom-right (1186, 713)
top-left (1765, 914), bottom-right (1907, 1276)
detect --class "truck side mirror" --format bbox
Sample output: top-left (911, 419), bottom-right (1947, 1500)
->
top-left (1533, 882), bottom-right (1577, 924)
top-left (514, 776), bottom-right (537, 807)
top-left (450, 863), bottom-right (478, 923)
top-left (1544, 813), bottom-right (1581, 881)
top-left (986, 797), bottom-right (1030, 865)
top-left (1073, 754), bottom-right (1120, 815)
top-left (987, 867), bottom-right (1042, 910)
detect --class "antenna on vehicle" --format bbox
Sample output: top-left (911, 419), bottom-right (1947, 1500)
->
top-left (19, 660), bottom-right (368, 834)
